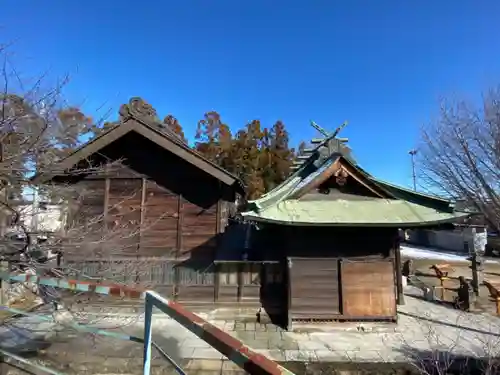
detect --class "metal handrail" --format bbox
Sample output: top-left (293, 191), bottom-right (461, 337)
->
top-left (0, 272), bottom-right (295, 375)
top-left (0, 306), bottom-right (185, 374)
top-left (0, 348), bottom-right (65, 375)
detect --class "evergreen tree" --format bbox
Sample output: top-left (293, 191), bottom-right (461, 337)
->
top-left (194, 113), bottom-right (297, 199)
top-left (194, 111), bottom-right (232, 167)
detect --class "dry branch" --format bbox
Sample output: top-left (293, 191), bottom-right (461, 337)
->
top-left (0, 43), bottom-right (156, 318)
top-left (418, 87), bottom-right (500, 232)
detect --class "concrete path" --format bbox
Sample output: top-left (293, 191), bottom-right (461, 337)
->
top-left (143, 288), bottom-right (500, 363)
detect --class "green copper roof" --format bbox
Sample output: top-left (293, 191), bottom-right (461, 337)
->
top-left (246, 155), bottom-right (340, 212)
top-left (241, 198), bottom-right (469, 227)
top-left (240, 135), bottom-right (469, 226)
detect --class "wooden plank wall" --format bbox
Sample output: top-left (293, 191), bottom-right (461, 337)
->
top-left (218, 263), bottom-right (239, 302)
top-left (65, 168), bottom-right (220, 301)
top-left (107, 178), bottom-right (142, 257)
top-left (141, 180), bottom-right (180, 258)
top-left (288, 258), bottom-right (340, 320)
top-left (181, 200), bottom-right (218, 258)
top-left (217, 263), bottom-right (275, 304)
top-left (66, 179), bottom-right (107, 257)
top-left (75, 164), bottom-right (222, 260)
top-left (63, 259), bottom-right (281, 307)
top-left (340, 259), bottom-right (396, 318)
top-left (282, 226), bottom-right (398, 321)
top-left (287, 257), bottom-right (397, 320)
top-left (66, 170), bottom-right (259, 305)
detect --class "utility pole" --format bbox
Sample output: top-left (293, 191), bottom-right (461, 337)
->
top-left (408, 149), bottom-right (418, 191)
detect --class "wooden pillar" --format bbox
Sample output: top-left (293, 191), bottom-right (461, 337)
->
top-left (131, 178), bottom-right (147, 284)
top-left (101, 176), bottom-right (111, 265)
top-left (103, 177), bottom-right (110, 231)
top-left (174, 195), bottom-right (183, 301)
top-left (215, 198), bottom-right (223, 234)
top-left (214, 263), bottom-right (220, 302)
top-left (237, 263), bottom-right (244, 302)
top-left (394, 234), bottom-right (405, 305)
top-left (214, 199), bottom-right (223, 302)
top-left (470, 253), bottom-right (483, 297)
top-left (139, 178), bottom-right (147, 245)
top-left (176, 194), bottom-right (183, 257)
top-left (286, 257), bottom-right (292, 331)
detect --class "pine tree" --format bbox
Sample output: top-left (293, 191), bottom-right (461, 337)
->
top-left (194, 111), bottom-right (232, 167)
top-left (265, 120), bottom-right (294, 191)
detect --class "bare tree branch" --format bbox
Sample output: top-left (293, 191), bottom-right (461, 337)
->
top-left (418, 87), bottom-right (500, 232)
top-left (0, 42), bottom-right (155, 320)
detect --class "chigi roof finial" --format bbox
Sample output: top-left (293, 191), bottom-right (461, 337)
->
top-left (291, 120), bottom-right (350, 172)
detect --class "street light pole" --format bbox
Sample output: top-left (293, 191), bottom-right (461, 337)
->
top-left (408, 149), bottom-right (418, 192)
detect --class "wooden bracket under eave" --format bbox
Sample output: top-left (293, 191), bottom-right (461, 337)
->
top-left (338, 160), bottom-right (387, 198)
top-left (289, 157), bottom-right (390, 200)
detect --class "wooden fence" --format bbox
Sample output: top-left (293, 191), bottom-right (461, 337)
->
top-left (62, 258), bottom-right (282, 306)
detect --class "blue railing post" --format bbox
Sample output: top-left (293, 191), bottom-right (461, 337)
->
top-left (143, 293), bottom-right (153, 375)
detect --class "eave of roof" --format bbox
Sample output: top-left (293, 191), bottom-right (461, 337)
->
top-left (241, 198), bottom-right (470, 227)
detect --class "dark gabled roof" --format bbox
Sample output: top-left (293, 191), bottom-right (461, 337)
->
top-left (32, 98), bottom-right (244, 193)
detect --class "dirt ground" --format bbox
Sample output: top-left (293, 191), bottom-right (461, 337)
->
top-left (403, 256), bottom-right (500, 316)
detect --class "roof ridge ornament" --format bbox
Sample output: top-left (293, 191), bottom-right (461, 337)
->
top-left (119, 97), bottom-right (158, 123)
top-left (311, 120), bottom-right (348, 143)
top-left (310, 121), bottom-right (331, 137)
top-left (290, 120), bottom-right (350, 172)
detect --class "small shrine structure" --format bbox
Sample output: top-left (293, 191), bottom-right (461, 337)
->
top-left (239, 121), bottom-right (470, 327)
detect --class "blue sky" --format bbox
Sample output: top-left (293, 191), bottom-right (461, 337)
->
top-left (2, 1), bottom-right (500, 188)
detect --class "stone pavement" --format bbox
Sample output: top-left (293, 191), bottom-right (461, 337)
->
top-left (51, 286), bottom-right (500, 361)
top-left (103, 285), bottom-right (494, 363)
top-left (2, 285), bottom-right (500, 373)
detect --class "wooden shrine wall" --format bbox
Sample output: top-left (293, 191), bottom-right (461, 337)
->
top-left (288, 258), bottom-right (340, 320)
top-left (287, 257), bottom-right (396, 321)
top-left (61, 163), bottom-right (239, 305)
top-left (284, 226), bottom-right (398, 321)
